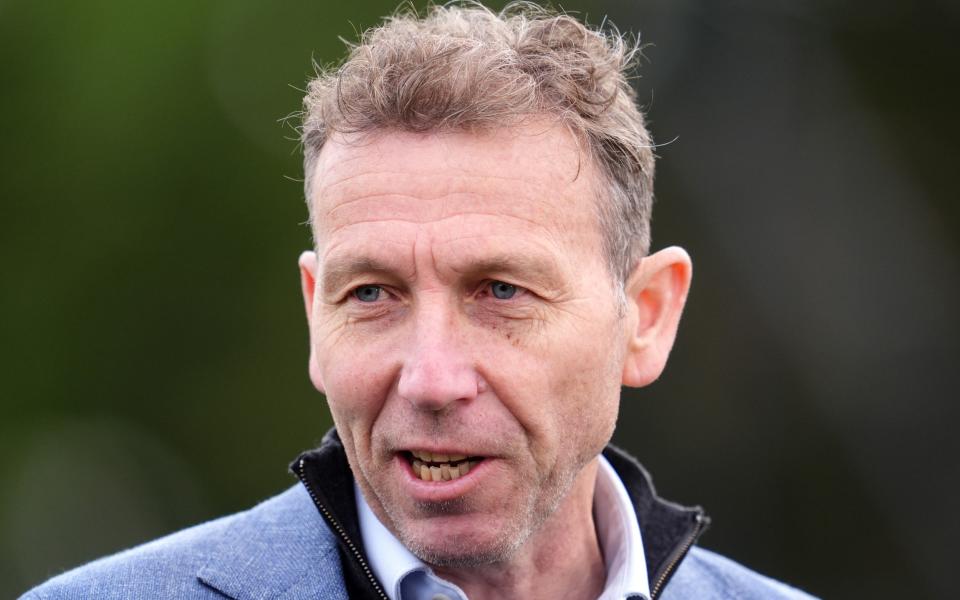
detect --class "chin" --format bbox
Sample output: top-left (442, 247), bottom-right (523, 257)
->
top-left (397, 515), bottom-right (530, 568)
top-left (405, 532), bottom-right (525, 568)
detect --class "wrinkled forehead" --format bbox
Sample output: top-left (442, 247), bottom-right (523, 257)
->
top-left (306, 125), bottom-right (602, 242)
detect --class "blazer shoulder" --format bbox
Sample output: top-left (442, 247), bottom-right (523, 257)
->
top-left (19, 512), bottom-right (235, 600)
top-left (661, 546), bottom-right (820, 600)
top-left (19, 485), bottom-right (338, 600)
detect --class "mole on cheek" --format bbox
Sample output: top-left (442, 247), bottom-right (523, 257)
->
top-left (505, 331), bottom-right (523, 348)
top-left (488, 322), bottom-right (522, 347)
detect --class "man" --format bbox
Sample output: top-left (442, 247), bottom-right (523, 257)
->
top-left (22, 4), bottom-right (816, 599)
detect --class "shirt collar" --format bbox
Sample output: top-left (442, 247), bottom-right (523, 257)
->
top-left (355, 455), bottom-right (650, 600)
top-left (354, 481), bottom-right (444, 599)
top-left (594, 454), bottom-right (651, 600)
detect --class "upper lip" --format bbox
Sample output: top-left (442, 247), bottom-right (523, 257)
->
top-left (402, 448), bottom-right (487, 462)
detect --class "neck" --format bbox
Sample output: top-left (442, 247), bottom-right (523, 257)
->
top-left (431, 459), bottom-right (606, 600)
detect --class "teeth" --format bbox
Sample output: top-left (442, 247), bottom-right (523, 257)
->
top-left (411, 451), bottom-right (474, 464)
top-left (409, 450), bottom-right (480, 482)
top-left (413, 459), bottom-right (477, 482)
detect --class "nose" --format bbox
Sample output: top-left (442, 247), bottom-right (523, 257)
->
top-left (397, 304), bottom-right (480, 412)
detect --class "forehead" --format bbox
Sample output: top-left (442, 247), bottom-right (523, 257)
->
top-left (309, 125), bottom-right (601, 241)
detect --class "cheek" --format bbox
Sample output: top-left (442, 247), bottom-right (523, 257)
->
top-left (523, 320), bottom-right (623, 458)
top-left (314, 321), bottom-right (398, 435)
top-left (551, 350), bottom-right (620, 443)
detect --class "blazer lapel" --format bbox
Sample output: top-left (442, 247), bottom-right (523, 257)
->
top-left (197, 485), bottom-right (348, 600)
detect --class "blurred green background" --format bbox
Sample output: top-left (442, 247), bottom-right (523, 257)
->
top-left (2, 1), bottom-right (958, 598)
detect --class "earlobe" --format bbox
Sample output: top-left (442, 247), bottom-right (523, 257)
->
top-left (621, 246), bottom-right (693, 388)
top-left (298, 250), bottom-right (326, 393)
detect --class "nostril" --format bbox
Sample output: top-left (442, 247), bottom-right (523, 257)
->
top-left (397, 361), bottom-right (481, 410)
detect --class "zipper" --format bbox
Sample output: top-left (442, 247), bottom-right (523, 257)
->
top-left (650, 511), bottom-right (707, 599)
top-left (296, 458), bottom-right (389, 600)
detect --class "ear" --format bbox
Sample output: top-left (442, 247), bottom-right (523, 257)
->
top-left (299, 250), bottom-right (326, 393)
top-left (621, 246), bottom-right (693, 388)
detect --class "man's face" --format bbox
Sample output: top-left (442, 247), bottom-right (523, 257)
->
top-left (302, 124), bottom-right (630, 565)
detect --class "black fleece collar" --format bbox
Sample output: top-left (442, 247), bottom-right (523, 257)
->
top-left (292, 429), bottom-right (708, 599)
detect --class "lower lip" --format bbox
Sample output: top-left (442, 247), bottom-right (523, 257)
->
top-left (396, 454), bottom-right (491, 502)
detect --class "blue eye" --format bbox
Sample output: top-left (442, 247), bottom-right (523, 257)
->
top-left (353, 285), bottom-right (383, 302)
top-left (490, 281), bottom-right (517, 300)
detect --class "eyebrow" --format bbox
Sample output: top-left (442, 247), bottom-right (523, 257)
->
top-left (321, 257), bottom-right (399, 296)
top-left (452, 254), bottom-right (564, 292)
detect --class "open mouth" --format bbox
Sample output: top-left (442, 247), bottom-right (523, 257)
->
top-left (406, 450), bottom-right (482, 482)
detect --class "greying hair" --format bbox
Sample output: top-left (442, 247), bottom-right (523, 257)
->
top-left (301, 2), bottom-right (654, 285)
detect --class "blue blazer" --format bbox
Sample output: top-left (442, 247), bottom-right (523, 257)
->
top-left (20, 483), bottom-right (815, 599)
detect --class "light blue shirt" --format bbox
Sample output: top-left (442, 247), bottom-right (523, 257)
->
top-left (356, 455), bottom-right (651, 600)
